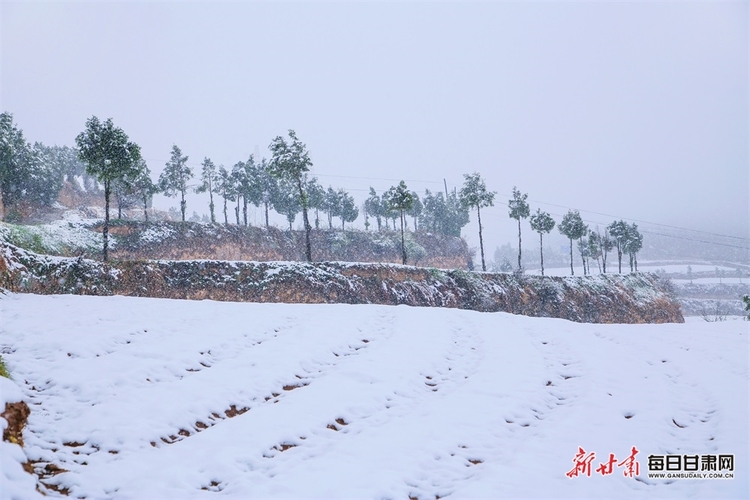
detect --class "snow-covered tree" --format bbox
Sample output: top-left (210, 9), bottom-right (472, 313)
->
top-left (339, 189), bottom-right (358, 229)
top-left (322, 186), bottom-right (341, 229)
top-left (577, 235), bottom-right (591, 276)
top-left (230, 161), bottom-right (247, 225)
top-left (272, 177), bottom-right (301, 231)
top-left (607, 220), bottom-right (630, 273)
top-left (623, 223), bottom-right (643, 272)
top-left (195, 157), bottom-right (219, 224)
top-left (406, 191), bottom-right (422, 232)
top-left (0, 112), bottom-right (29, 217)
top-left (130, 160), bottom-right (158, 222)
top-left (600, 228), bottom-right (614, 274)
top-left (419, 189), bottom-right (469, 238)
top-left (112, 176), bottom-right (140, 219)
top-left (217, 165), bottom-right (234, 226)
top-left (459, 172), bottom-right (495, 272)
top-left (159, 145), bottom-right (193, 222)
top-left (587, 229), bottom-right (603, 274)
top-left (384, 180), bottom-right (414, 265)
top-left (305, 177), bottom-right (326, 229)
top-left (75, 116), bottom-right (142, 260)
top-left (0, 115), bottom-right (67, 217)
top-left (529, 208), bottom-right (555, 276)
top-left (365, 187), bottom-right (385, 231)
top-left (269, 130), bottom-right (313, 261)
top-left (248, 158), bottom-right (276, 229)
top-left (558, 210), bottom-right (587, 275)
top-left (508, 186), bottom-right (530, 272)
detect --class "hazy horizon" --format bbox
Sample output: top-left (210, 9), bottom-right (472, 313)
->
top-left (3, 1), bottom-right (747, 255)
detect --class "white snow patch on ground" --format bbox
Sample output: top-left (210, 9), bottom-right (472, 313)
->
top-left (527, 263), bottom-right (741, 277)
top-left (0, 295), bottom-right (747, 499)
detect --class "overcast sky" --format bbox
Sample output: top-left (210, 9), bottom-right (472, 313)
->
top-left (2, 1), bottom-right (747, 258)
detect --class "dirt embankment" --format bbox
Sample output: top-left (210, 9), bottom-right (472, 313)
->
top-left (99, 221), bottom-right (470, 270)
top-left (1, 242), bottom-right (683, 324)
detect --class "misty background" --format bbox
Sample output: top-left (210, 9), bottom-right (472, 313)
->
top-left (2, 1), bottom-right (747, 264)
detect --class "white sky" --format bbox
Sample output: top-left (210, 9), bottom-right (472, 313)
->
top-left (2, 1), bottom-right (747, 257)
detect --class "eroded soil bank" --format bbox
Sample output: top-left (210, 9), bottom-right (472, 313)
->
top-left (1, 243), bottom-right (683, 324)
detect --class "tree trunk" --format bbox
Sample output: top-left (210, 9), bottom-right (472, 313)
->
top-left (617, 247), bottom-right (622, 273)
top-left (581, 251), bottom-right (587, 276)
top-left (328, 212), bottom-right (333, 229)
top-left (243, 197), bottom-right (248, 227)
top-left (0, 189), bottom-right (4, 221)
top-left (602, 248), bottom-right (608, 274)
top-left (539, 232), bottom-right (545, 276)
top-left (634, 253), bottom-right (638, 272)
top-left (297, 177), bottom-right (312, 262)
top-left (103, 180), bottom-right (110, 262)
top-left (477, 206), bottom-right (486, 272)
top-left (400, 210), bottom-right (407, 265)
top-left (264, 202), bottom-right (269, 228)
top-left (223, 198), bottom-right (228, 226)
top-left (569, 238), bottom-right (574, 276)
top-left (235, 198), bottom-right (240, 225)
top-left (209, 189), bottom-right (215, 224)
top-left (143, 197), bottom-right (149, 222)
top-left (517, 218), bottom-right (523, 271)
top-left (180, 189), bottom-right (186, 222)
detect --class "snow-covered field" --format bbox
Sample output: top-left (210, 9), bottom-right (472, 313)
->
top-left (527, 263), bottom-right (743, 279)
top-left (1, 294), bottom-right (747, 499)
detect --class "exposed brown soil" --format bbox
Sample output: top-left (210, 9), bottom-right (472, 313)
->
top-left (1, 242), bottom-right (684, 324)
top-left (2, 400), bottom-right (30, 447)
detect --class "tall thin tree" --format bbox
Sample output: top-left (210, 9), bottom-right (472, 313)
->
top-left (195, 157), bottom-right (218, 223)
top-left (159, 145), bottom-right (193, 222)
top-left (607, 220), bottom-right (630, 273)
top-left (458, 172), bottom-right (495, 272)
top-left (558, 210), bottom-right (587, 275)
top-left (384, 181), bottom-right (414, 265)
top-left (508, 187), bottom-right (531, 272)
top-left (269, 130), bottom-right (314, 262)
top-left (75, 116), bottom-right (141, 261)
top-left (529, 208), bottom-right (555, 276)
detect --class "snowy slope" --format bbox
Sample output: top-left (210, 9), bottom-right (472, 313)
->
top-left (0, 294), bottom-right (747, 499)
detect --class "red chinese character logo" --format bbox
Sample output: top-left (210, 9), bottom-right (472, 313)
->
top-left (596, 453), bottom-right (617, 476)
top-left (566, 447), bottom-right (596, 478)
top-left (617, 446), bottom-right (640, 477)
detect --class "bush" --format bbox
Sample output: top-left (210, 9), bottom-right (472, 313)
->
top-left (0, 356), bottom-right (10, 379)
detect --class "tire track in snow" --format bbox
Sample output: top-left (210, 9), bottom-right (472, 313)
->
top-left (150, 309), bottom-right (394, 448)
top-left (218, 307), bottom-right (484, 494)
top-left (590, 328), bottom-right (722, 487)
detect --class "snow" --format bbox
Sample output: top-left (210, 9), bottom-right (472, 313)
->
top-left (527, 263), bottom-right (742, 277)
top-left (0, 294), bottom-right (747, 499)
top-left (674, 278), bottom-right (746, 285)
top-left (0, 216), bottom-right (105, 255)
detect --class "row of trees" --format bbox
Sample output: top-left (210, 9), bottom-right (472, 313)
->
top-left (0, 112), bottom-right (88, 215)
top-left (4, 113), bottom-right (646, 270)
top-left (456, 172), bottom-right (644, 275)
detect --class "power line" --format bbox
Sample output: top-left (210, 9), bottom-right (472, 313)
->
top-left (527, 198), bottom-right (748, 242)
top-left (145, 159), bottom-right (747, 244)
